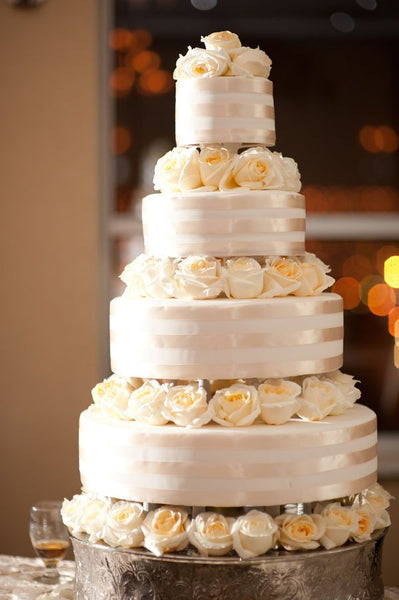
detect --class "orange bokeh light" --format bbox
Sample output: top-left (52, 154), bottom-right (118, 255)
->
top-left (138, 70), bottom-right (174, 94)
top-left (132, 51), bottom-right (161, 73)
top-left (109, 68), bottom-right (135, 97)
top-left (110, 127), bottom-right (132, 155)
top-left (367, 283), bottom-right (396, 316)
top-left (388, 307), bottom-right (399, 337)
top-left (342, 254), bottom-right (373, 280)
top-left (378, 126), bottom-right (399, 153)
top-left (130, 29), bottom-right (153, 52)
top-left (359, 125), bottom-right (399, 154)
top-left (332, 277), bottom-right (361, 310)
top-left (109, 28), bottom-right (134, 52)
top-left (376, 245), bottom-right (399, 275)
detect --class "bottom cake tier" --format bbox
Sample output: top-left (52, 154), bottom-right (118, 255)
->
top-left (71, 530), bottom-right (386, 600)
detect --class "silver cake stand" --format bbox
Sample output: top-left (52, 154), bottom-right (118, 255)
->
top-left (71, 529), bottom-right (386, 600)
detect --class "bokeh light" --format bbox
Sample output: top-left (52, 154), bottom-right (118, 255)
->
top-left (111, 127), bottom-right (132, 155)
top-left (138, 70), bottom-right (174, 94)
top-left (388, 307), bottom-right (399, 337)
top-left (130, 29), bottom-right (153, 52)
top-left (109, 28), bottom-right (134, 51)
top-left (332, 277), bottom-right (361, 310)
top-left (132, 51), bottom-right (161, 73)
top-left (376, 244), bottom-right (399, 277)
top-left (359, 125), bottom-right (399, 153)
top-left (342, 254), bottom-right (373, 280)
top-left (360, 274), bottom-right (383, 305)
top-left (109, 68), bottom-right (135, 97)
top-left (367, 283), bottom-right (396, 316)
top-left (384, 255), bottom-right (399, 288)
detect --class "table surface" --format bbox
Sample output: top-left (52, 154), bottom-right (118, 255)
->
top-left (0, 554), bottom-right (398, 599)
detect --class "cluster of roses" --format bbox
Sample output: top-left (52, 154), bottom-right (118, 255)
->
top-left (120, 253), bottom-right (334, 301)
top-left (153, 146), bottom-right (301, 194)
top-left (90, 370), bottom-right (361, 427)
top-left (62, 484), bottom-right (392, 558)
top-left (173, 31), bottom-right (272, 81)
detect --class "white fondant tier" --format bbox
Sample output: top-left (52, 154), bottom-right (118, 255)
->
top-left (142, 190), bottom-right (305, 257)
top-left (175, 77), bottom-right (275, 146)
top-left (110, 294), bottom-right (344, 380)
top-left (79, 404), bottom-right (377, 507)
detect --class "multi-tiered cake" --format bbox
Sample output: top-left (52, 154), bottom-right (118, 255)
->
top-left (63, 32), bottom-right (392, 600)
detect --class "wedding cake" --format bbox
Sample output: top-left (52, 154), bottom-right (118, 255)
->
top-left (63, 31), bottom-right (392, 600)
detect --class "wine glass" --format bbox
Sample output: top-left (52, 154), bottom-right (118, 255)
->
top-left (29, 500), bottom-right (71, 584)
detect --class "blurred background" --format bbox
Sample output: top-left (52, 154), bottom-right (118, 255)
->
top-left (0, 0), bottom-right (398, 585)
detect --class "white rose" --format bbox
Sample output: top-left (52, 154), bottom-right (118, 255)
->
top-left (275, 513), bottom-right (326, 551)
top-left (91, 375), bottom-right (134, 420)
top-left (173, 256), bottom-right (224, 299)
top-left (297, 376), bottom-right (346, 421)
top-left (258, 379), bottom-right (302, 425)
top-left (188, 512), bottom-right (234, 556)
top-left (271, 153), bottom-right (301, 192)
top-left (374, 509), bottom-right (391, 530)
top-left (314, 503), bottom-right (359, 550)
top-left (162, 385), bottom-right (213, 428)
top-left (322, 370), bottom-right (361, 409)
top-left (79, 495), bottom-right (111, 543)
top-left (61, 494), bottom-right (90, 536)
top-left (153, 147), bottom-right (201, 192)
top-left (357, 483), bottom-right (394, 520)
top-left (210, 383), bottom-right (260, 427)
top-left (102, 501), bottom-right (145, 549)
top-left (198, 146), bottom-right (232, 189)
top-left (121, 255), bottom-right (175, 299)
top-left (232, 510), bottom-right (278, 558)
top-left (293, 261), bottom-right (335, 297)
top-left (229, 46), bottom-right (272, 78)
top-left (173, 47), bottom-right (230, 80)
top-left (350, 506), bottom-right (376, 543)
top-left (201, 31), bottom-right (241, 51)
top-left (224, 257), bottom-right (264, 299)
top-left (220, 147), bottom-right (285, 191)
top-left (262, 257), bottom-right (302, 297)
top-left (142, 506), bottom-right (189, 556)
top-left (301, 251), bottom-right (332, 274)
top-left (125, 380), bottom-right (170, 425)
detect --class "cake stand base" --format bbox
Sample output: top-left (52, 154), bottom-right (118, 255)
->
top-left (71, 530), bottom-right (386, 600)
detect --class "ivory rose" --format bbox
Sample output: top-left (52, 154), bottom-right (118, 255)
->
top-left (271, 153), bottom-right (301, 192)
top-left (322, 370), bottom-right (361, 409)
top-left (293, 259), bottom-right (335, 297)
top-left (314, 503), bottom-right (359, 550)
top-left (188, 512), bottom-right (234, 556)
top-left (232, 510), bottom-right (278, 558)
top-left (198, 147), bottom-right (232, 188)
top-left (173, 256), bottom-right (224, 299)
top-left (79, 495), bottom-right (112, 543)
top-left (162, 384), bottom-right (213, 428)
top-left (276, 513), bottom-right (326, 551)
top-left (220, 147), bottom-right (285, 191)
top-left (258, 379), bottom-right (302, 425)
top-left (362, 483), bottom-right (394, 516)
top-left (102, 501), bottom-right (145, 549)
top-left (201, 31), bottom-right (241, 51)
top-left (121, 255), bottom-right (175, 299)
top-left (174, 47), bottom-right (230, 80)
top-left (142, 506), bottom-right (189, 556)
top-left (229, 46), bottom-right (272, 78)
top-left (125, 380), bottom-right (170, 425)
top-left (153, 147), bottom-right (201, 192)
top-left (225, 257), bottom-right (264, 298)
top-left (262, 257), bottom-right (302, 297)
top-left (91, 374), bottom-right (135, 420)
top-left (350, 506), bottom-right (376, 543)
top-left (209, 383), bottom-right (260, 427)
top-left (296, 376), bottom-right (345, 421)
top-left (61, 493), bottom-right (91, 537)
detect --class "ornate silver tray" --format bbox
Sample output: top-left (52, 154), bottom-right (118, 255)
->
top-left (71, 530), bottom-right (386, 600)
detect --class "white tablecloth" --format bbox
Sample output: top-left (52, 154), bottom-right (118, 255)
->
top-left (0, 554), bottom-right (398, 599)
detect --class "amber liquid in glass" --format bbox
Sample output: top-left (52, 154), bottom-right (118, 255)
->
top-left (33, 540), bottom-right (69, 566)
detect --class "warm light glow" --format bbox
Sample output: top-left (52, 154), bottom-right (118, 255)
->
top-left (359, 125), bottom-right (399, 153)
top-left (109, 68), bottom-right (135, 97)
top-left (388, 307), bottom-right (399, 337)
top-left (138, 70), bottom-right (174, 94)
top-left (130, 29), bottom-right (153, 52)
top-left (360, 274), bottom-right (383, 305)
top-left (376, 245), bottom-right (399, 275)
top-left (367, 283), bottom-right (396, 316)
top-left (109, 28), bottom-right (134, 51)
top-left (342, 254), bottom-right (373, 280)
top-left (332, 277), bottom-right (361, 310)
top-left (384, 256), bottom-right (399, 288)
top-left (132, 51), bottom-right (161, 73)
top-left (110, 127), bottom-right (132, 155)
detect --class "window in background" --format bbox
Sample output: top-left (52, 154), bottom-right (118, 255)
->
top-left (101, 0), bottom-right (399, 468)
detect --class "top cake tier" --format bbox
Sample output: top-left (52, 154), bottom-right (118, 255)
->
top-left (174, 31), bottom-right (275, 147)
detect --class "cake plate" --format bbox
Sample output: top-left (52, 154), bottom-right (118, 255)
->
top-left (72, 529), bottom-right (386, 600)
